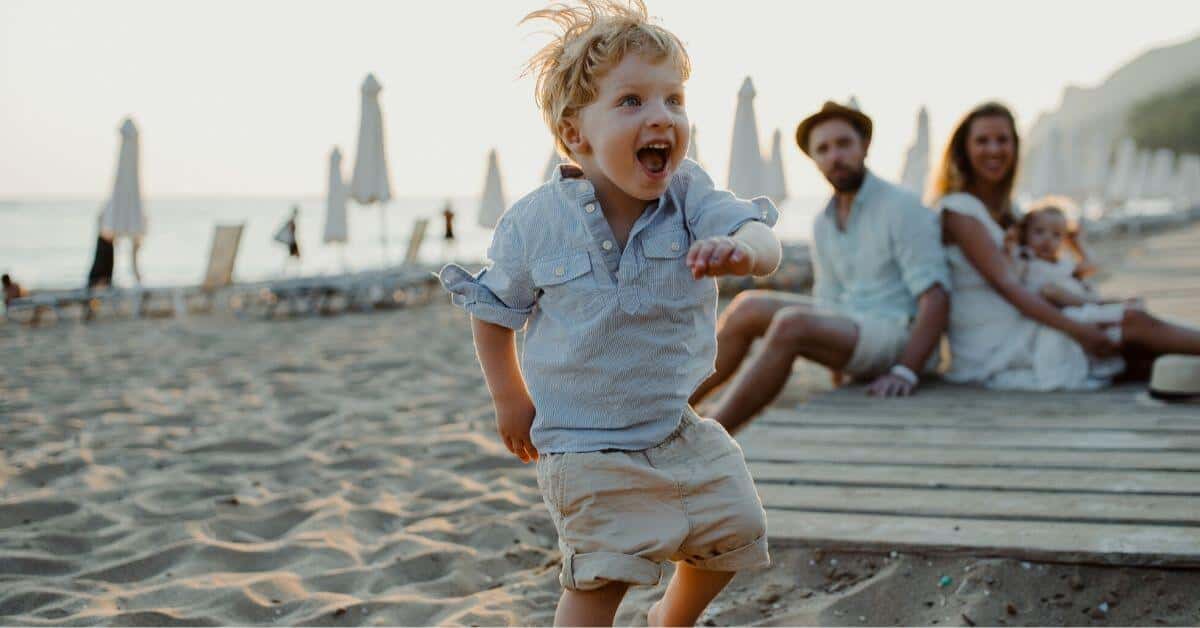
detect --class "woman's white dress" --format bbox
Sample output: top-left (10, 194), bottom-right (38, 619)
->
top-left (937, 193), bottom-right (1121, 391)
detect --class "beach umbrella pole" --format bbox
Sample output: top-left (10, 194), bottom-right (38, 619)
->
top-left (379, 204), bottom-right (388, 266)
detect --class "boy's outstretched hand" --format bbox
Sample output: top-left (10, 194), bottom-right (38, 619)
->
top-left (687, 236), bottom-right (754, 279)
top-left (495, 396), bottom-right (538, 463)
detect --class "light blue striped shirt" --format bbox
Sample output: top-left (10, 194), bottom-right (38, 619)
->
top-left (439, 159), bottom-right (778, 454)
top-left (812, 171), bottom-right (950, 325)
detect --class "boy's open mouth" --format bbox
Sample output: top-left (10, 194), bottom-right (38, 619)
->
top-left (636, 142), bottom-right (671, 175)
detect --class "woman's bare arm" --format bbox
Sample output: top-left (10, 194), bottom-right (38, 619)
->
top-left (943, 212), bottom-right (1116, 356)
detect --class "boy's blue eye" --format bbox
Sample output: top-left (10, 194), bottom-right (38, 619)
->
top-left (620, 95), bottom-right (641, 107)
top-left (668, 95), bottom-right (682, 106)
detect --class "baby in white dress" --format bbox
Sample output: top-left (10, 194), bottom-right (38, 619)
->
top-left (1011, 198), bottom-right (1128, 383)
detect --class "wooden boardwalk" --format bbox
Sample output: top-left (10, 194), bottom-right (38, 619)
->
top-left (740, 224), bottom-right (1200, 567)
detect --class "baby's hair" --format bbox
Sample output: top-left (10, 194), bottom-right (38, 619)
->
top-left (522, 0), bottom-right (691, 158)
top-left (1018, 195), bottom-right (1076, 245)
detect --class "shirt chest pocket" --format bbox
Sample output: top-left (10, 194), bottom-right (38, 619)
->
top-left (642, 229), bottom-right (716, 300)
top-left (531, 251), bottom-right (601, 303)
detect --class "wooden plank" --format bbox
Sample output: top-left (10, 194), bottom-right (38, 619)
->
top-left (736, 424), bottom-right (1200, 451)
top-left (749, 461), bottom-right (1200, 495)
top-left (756, 484), bottom-right (1200, 525)
top-left (764, 510), bottom-right (1200, 567)
top-left (756, 409), bottom-right (1200, 432)
top-left (738, 440), bottom-right (1200, 471)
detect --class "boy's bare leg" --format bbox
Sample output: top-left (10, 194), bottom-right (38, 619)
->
top-left (555, 582), bottom-right (629, 627)
top-left (647, 563), bottom-right (735, 627)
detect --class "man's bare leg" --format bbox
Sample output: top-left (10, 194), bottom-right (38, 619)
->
top-left (712, 307), bottom-right (859, 434)
top-left (554, 582), bottom-right (628, 627)
top-left (690, 291), bottom-right (815, 408)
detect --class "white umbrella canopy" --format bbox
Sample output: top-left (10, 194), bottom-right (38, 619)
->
top-left (899, 106), bottom-right (931, 197)
top-left (324, 147), bottom-right (349, 244)
top-left (1172, 154), bottom-right (1200, 209)
top-left (686, 123), bottom-right (704, 169)
top-left (542, 146), bottom-right (566, 182)
top-left (101, 117), bottom-right (146, 239)
top-left (1146, 148), bottom-right (1177, 198)
top-left (1127, 149), bottom-right (1153, 200)
top-left (764, 129), bottom-right (788, 205)
top-left (349, 73), bottom-right (393, 263)
top-left (1106, 139), bottom-right (1138, 204)
top-left (727, 77), bottom-right (765, 198)
top-left (478, 149), bottom-right (507, 229)
top-left (1027, 126), bottom-right (1066, 198)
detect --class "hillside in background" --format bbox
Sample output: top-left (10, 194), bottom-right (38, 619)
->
top-left (1026, 33), bottom-right (1200, 146)
top-left (1128, 80), bottom-right (1200, 154)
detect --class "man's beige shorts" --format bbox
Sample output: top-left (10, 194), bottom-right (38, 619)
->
top-left (535, 409), bottom-right (770, 591)
top-left (843, 313), bottom-right (911, 378)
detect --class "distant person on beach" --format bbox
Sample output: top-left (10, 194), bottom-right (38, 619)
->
top-left (690, 101), bottom-right (951, 436)
top-left (274, 205), bottom-right (300, 275)
top-left (442, 201), bottom-right (456, 241)
top-left (932, 102), bottom-right (1200, 389)
top-left (87, 208), bottom-right (115, 289)
top-left (2, 273), bottom-right (27, 306)
top-left (439, 2), bottom-right (781, 625)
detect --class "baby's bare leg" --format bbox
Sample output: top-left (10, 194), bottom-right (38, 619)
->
top-left (555, 582), bottom-right (628, 627)
top-left (648, 563), bottom-right (735, 627)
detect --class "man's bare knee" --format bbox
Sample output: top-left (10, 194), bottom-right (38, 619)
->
top-left (765, 307), bottom-right (817, 348)
top-left (721, 290), bottom-right (785, 338)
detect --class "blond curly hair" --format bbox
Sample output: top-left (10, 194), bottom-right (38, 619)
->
top-left (522, 0), bottom-right (691, 158)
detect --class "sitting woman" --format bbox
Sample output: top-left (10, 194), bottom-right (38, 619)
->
top-left (930, 102), bottom-right (1200, 390)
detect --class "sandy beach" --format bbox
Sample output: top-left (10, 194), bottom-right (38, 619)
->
top-left (3, 231), bottom-right (1199, 626)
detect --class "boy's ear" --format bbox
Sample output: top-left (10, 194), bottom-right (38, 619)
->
top-left (559, 116), bottom-right (589, 156)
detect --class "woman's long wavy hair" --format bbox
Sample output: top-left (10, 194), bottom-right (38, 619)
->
top-left (929, 102), bottom-right (1021, 228)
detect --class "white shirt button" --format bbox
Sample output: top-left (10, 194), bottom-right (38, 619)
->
top-left (554, 266), bottom-right (565, 276)
top-left (670, 242), bottom-right (681, 252)
top-left (585, 203), bottom-right (596, 213)
top-left (602, 240), bottom-right (614, 251)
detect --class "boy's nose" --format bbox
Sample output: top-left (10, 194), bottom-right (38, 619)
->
top-left (645, 103), bottom-right (675, 128)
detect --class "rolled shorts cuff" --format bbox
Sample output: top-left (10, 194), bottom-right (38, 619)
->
top-left (687, 534), bottom-right (771, 572)
top-left (561, 551), bottom-right (662, 591)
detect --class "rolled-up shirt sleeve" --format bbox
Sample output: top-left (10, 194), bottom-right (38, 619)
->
top-left (438, 216), bottom-right (535, 330)
top-left (891, 199), bottom-right (951, 298)
top-left (679, 160), bottom-right (779, 240)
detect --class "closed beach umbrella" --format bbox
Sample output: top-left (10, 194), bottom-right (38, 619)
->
top-left (686, 124), bottom-right (703, 169)
top-left (765, 129), bottom-right (788, 205)
top-left (102, 118), bottom-right (146, 238)
top-left (728, 77), bottom-right (765, 198)
top-left (1146, 148), bottom-right (1176, 198)
top-left (349, 73), bottom-right (393, 263)
top-left (1106, 139), bottom-right (1137, 204)
top-left (1173, 154), bottom-right (1200, 210)
top-left (324, 147), bottom-right (348, 244)
top-left (899, 106), bottom-right (931, 197)
top-left (478, 149), bottom-right (507, 229)
top-left (542, 146), bottom-right (565, 182)
top-left (1127, 149), bottom-right (1153, 201)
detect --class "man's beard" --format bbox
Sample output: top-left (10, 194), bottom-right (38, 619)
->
top-left (825, 163), bottom-right (866, 193)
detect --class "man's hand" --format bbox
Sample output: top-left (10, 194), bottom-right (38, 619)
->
top-left (687, 236), bottom-right (754, 278)
top-left (866, 373), bottom-right (916, 397)
top-left (495, 396), bottom-right (538, 463)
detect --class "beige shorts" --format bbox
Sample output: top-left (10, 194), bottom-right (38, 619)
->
top-left (535, 409), bottom-right (770, 591)
top-left (841, 314), bottom-right (911, 377)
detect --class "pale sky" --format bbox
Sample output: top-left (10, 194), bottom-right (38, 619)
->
top-left (2, 0), bottom-right (1198, 201)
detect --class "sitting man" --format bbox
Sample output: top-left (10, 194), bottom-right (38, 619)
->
top-left (691, 101), bottom-right (951, 434)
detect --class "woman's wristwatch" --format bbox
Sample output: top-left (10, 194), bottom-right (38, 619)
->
top-left (890, 364), bottom-right (919, 386)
